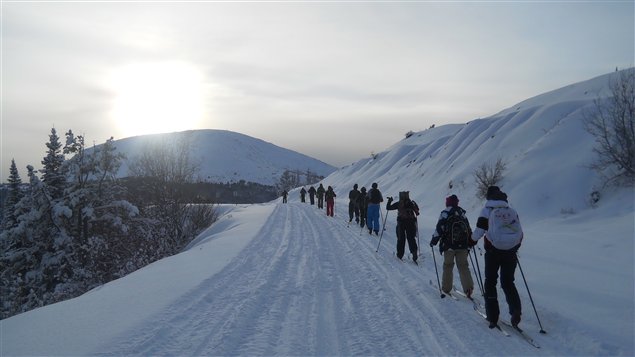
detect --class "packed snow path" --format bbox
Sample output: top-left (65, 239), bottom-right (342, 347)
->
top-left (99, 202), bottom-right (554, 356)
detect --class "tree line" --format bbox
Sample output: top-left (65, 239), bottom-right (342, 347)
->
top-left (0, 129), bottom-right (217, 319)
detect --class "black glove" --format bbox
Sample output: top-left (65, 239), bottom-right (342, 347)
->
top-left (430, 236), bottom-right (439, 247)
top-left (387, 196), bottom-right (393, 203)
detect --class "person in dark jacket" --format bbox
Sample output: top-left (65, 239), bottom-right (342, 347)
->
top-left (325, 186), bottom-right (336, 217)
top-left (300, 187), bottom-right (307, 203)
top-left (430, 194), bottom-right (474, 296)
top-left (281, 190), bottom-right (288, 204)
top-left (316, 184), bottom-right (325, 209)
top-left (366, 183), bottom-right (383, 235)
top-left (357, 187), bottom-right (368, 228)
top-left (471, 186), bottom-right (524, 329)
top-left (308, 186), bottom-right (316, 205)
top-left (386, 191), bottom-right (420, 262)
top-left (348, 184), bottom-right (360, 223)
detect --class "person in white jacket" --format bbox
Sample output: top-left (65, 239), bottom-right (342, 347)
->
top-left (471, 186), bottom-right (523, 329)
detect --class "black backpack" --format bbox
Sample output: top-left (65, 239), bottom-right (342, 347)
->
top-left (368, 188), bottom-right (382, 204)
top-left (442, 207), bottom-right (471, 250)
top-left (397, 199), bottom-right (419, 220)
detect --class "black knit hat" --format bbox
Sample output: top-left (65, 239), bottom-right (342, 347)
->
top-left (486, 186), bottom-right (501, 200)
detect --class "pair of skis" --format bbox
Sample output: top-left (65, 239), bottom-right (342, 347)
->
top-left (449, 289), bottom-right (541, 349)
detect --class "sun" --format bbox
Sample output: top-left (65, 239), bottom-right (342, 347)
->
top-left (110, 62), bottom-right (205, 137)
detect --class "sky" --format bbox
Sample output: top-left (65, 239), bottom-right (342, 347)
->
top-left (1, 0), bottom-right (634, 182)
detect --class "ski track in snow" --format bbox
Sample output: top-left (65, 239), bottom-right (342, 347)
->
top-left (97, 203), bottom-right (553, 356)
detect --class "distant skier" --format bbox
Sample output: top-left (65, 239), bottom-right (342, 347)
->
top-left (325, 186), bottom-right (337, 217)
top-left (471, 186), bottom-right (524, 329)
top-left (430, 194), bottom-right (474, 296)
top-left (281, 190), bottom-right (288, 204)
top-left (386, 191), bottom-right (420, 262)
top-left (366, 183), bottom-right (384, 235)
top-left (348, 184), bottom-right (360, 223)
top-left (316, 184), bottom-right (325, 209)
top-left (300, 187), bottom-right (307, 203)
top-left (308, 186), bottom-right (316, 205)
top-left (357, 186), bottom-right (368, 228)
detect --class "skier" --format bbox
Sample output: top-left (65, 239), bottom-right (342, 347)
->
top-left (316, 184), bottom-right (325, 209)
top-left (357, 186), bottom-right (368, 228)
top-left (325, 186), bottom-right (336, 217)
top-left (386, 191), bottom-right (420, 262)
top-left (348, 184), bottom-right (360, 223)
top-left (300, 187), bottom-right (307, 203)
top-left (430, 194), bottom-right (474, 296)
top-left (281, 190), bottom-right (288, 204)
top-left (366, 183), bottom-right (383, 235)
top-left (471, 186), bottom-right (524, 329)
top-left (308, 186), bottom-right (316, 205)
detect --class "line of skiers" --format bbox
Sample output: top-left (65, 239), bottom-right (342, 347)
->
top-left (282, 183), bottom-right (525, 330)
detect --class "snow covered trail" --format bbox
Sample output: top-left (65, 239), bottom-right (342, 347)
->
top-left (97, 202), bottom-right (552, 356)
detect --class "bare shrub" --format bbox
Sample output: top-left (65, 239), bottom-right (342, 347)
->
top-left (474, 158), bottom-right (507, 199)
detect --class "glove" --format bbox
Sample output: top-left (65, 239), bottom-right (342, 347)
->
top-left (430, 236), bottom-right (439, 247)
top-left (468, 238), bottom-right (477, 248)
top-left (387, 197), bottom-right (393, 203)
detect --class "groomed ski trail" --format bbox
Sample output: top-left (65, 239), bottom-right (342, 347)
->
top-left (97, 202), bottom-right (549, 356)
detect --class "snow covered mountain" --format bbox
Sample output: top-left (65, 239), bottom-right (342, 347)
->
top-left (107, 129), bottom-right (337, 186)
top-left (1, 70), bottom-right (633, 356)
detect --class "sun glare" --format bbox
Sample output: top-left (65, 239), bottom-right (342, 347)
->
top-left (111, 62), bottom-right (205, 138)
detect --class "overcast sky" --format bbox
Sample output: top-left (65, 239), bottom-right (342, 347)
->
top-left (1, 0), bottom-right (633, 181)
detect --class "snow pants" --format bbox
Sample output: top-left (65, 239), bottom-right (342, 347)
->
top-left (484, 248), bottom-right (522, 324)
top-left (326, 200), bottom-right (335, 217)
top-left (395, 220), bottom-right (418, 260)
top-left (367, 204), bottom-right (381, 233)
top-left (317, 196), bottom-right (324, 209)
top-left (309, 194), bottom-right (315, 205)
top-left (442, 249), bottom-right (474, 294)
top-left (349, 201), bottom-right (360, 222)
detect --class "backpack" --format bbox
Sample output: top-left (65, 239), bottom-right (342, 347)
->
top-left (487, 206), bottom-right (523, 250)
top-left (397, 199), bottom-right (419, 220)
top-left (368, 188), bottom-right (382, 204)
top-left (442, 207), bottom-right (470, 249)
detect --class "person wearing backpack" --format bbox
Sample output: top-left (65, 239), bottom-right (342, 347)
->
top-left (357, 186), bottom-right (368, 228)
top-left (300, 187), bottom-right (307, 203)
top-left (325, 186), bottom-right (337, 217)
top-left (471, 186), bottom-right (523, 329)
top-left (386, 191), bottom-right (420, 263)
top-left (366, 183), bottom-right (384, 235)
top-left (316, 184), bottom-right (325, 209)
top-left (348, 184), bottom-right (360, 223)
top-left (429, 194), bottom-right (474, 296)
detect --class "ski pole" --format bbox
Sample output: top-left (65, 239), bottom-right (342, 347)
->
top-left (431, 246), bottom-right (445, 298)
top-left (376, 207), bottom-right (389, 252)
top-left (516, 255), bottom-right (547, 334)
top-left (469, 247), bottom-right (484, 297)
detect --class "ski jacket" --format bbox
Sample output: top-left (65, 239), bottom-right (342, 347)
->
top-left (386, 199), bottom-right (419, 222)
top-left (349, 189), bottom-right (360, 203)
top-left (471, 200), bottom-right (522, 251)
top-left (317, 185), bottom-right (325, 198)
top-left (325, 189), bottom-right (336, 203)
top-left (308, 186), bottom-right (316, 196)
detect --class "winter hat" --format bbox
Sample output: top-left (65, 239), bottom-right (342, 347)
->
top-left (372, 182), bottom-right (378, 189)
top-left (486, 186), bottom-right (502, 200)
top-left (360, 187), bottom-right (367, 192)
top-left (446, 194), bottom-right (459, 207)
top-left (399, 191), bottom-right (409, 201)
top-left (354, 184), bottom-right (358, 189)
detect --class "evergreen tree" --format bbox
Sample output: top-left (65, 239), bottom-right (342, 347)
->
top-left (40, 128), bottom-right (66, 200)
top-left (2, 159), bottom-right (24, 230)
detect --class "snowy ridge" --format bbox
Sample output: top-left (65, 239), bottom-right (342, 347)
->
top-left (1, 70), bottom-right (633, 356)
top-left (104, 129), bottom-right (336, 186)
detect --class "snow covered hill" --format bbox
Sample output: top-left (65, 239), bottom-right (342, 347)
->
top-left (1, 70), bottom-right (633, 356)
top-left (104, 129), bottom-right (337, 186)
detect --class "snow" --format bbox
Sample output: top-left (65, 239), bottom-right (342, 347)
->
top-left (1, 70), bottom-right (634, 356)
